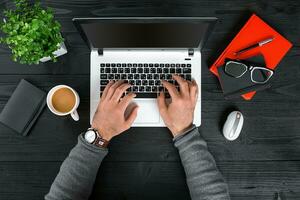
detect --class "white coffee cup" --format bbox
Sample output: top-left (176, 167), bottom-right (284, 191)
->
top-left (47, 85), bottom-right (80, 121)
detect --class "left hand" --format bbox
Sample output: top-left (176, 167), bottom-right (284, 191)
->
top-left (92, 80), bottom-right (139, 141)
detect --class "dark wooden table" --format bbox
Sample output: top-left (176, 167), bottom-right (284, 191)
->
top-left (0, 0), bottom-right (299, 199)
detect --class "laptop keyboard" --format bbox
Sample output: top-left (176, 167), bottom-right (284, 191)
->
top-left (100, 63), bottom-right (192, 98)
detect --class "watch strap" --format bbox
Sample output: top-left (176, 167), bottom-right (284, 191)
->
top-left (93, 136), bottom-right (109, 148)
top-left (88, 128), bottom-right (109, 148)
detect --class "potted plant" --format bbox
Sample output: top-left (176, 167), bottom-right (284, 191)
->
top-left (0, 0), bottom-right (67, 64)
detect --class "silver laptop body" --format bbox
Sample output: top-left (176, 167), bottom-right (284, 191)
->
top-left (73, 17), bottom-right (217, 127)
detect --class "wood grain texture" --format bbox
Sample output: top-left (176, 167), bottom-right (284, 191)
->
top-left (0, 161), bottom-right (299, 200)
top-left (0, 0), bottom-right (299, 199)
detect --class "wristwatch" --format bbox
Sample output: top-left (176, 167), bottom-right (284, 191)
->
top-left (83, 128), bottom-right (109, 148)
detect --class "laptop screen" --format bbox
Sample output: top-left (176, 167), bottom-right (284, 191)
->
top-left (73, 18), bottom-right (216, 49)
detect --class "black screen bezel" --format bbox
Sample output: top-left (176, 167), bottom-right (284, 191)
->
top-left (72, 17), bottom-right (217, 50)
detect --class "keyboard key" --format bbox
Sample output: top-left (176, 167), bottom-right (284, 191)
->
top-left (114, 74), bottom-right (120, 79)
top-left (133, 86), bottom-right (139, 92)
top-left (121, 74), bottom-right (127, 79)
top-left (125, 68), bottom-right (130, 73)
top-left (171, 64), bottom-right (175, 67)
top-left (128, 74), bottom-right (133, 79)
top-left (134, 74), bottom-right (140, 79)
top-left (144, 63), bottom-right (148, 67)
top-left (128, 63), bottom-right (132, 67)
top-left (106, 63), bottom-right (110, 67)
top-left (129, 80), bottom-right (135, 85)
top-left (157, 68), bottom-right (162, 73)
top-left (147, 74), bottom-right (152, 79)
top-left (118, 68), bottom-right (124, 73)
top-left (144, 68), bottom-right (150, 73)
top-left (117, 63), bottom-right (121, 67)
top-left (185, 74), bottom-right (192, 81)
top-left (153, 74), bottom-right (159, 80)
top-left (135, 80), bottom-right (141, 85)
top-left (141, 74), bottom-right (146, 79)
top-left (165, 64), bottom-right (170, 67)
top-left (181, 64), bottom-right (186, 67)
top-left (163, 68), bottom-right (169, 73)
top-left (155, 63), bottom-right (159, 67)
top-left (152, 86), bottom-right (158, 92)
top-left (139, 86), bottom-right (145, 91)
top-left (149, 63), bottom-right (153, 67)
top-left (155, 80), bottom-right (161, 85)
top-left (150, 68), bottom-right (156, 73)
top-left (166, 74), bottom-right (172, 79)
top-left (160, 74), bottom-right (165, 79)
top-left (100, 68), bottom-right (105, 73)
top-left (100, 80), bottom-right (109, 85)
top-left (131, 68), bottom-right (137, 73)
top-left (112, 68), bottom-right (117, 73)
top-left (160, 64), bottom-right (164, 67)
top-left (133, 64), bottom-right (137, 67)
top-left (176, 64), bottom-right (180, 67)
top-left (122, 63), bottom-right (126, 67)
top-left (187, 64), bottom-right (191, 67)
top-left (100, 74), bottom-right (107, 79)
top-left (138, 64), bottom-right (143, 67)
top-left (146, 86), bottom-right (152, 92)
top-left (176, 68), bottom-right (182, 73)
top-left (142, 80), bottom-right (148, 85)
top-left (135, 93), bottom-right (157, 98)
top-left (112, 63), bottom-right (116, 67)
top-left (138, 68), bottom-right (143, 73)
top-left (108, 74), bottom-right (114, 79)
top-left (105, 68), bottom-right (111, 73)
top-left (170, 68), bottom-right (175, 73)
top-left (149, 80), bottom-right (154, 85)
top-left (100, 63), bottom-right (105, 67)
top-left (183, 68), bottom-right (191, 73)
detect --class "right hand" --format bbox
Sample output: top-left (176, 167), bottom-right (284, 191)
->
top-left (157, 75), bottom-right (199, 137)
top-left (92, 80), bottom-right (138, 141)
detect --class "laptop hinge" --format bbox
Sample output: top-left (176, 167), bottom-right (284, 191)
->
top-left (188, 49), bottom-right (194, 57)
top-left (97, 49), bottom-right (103, 56)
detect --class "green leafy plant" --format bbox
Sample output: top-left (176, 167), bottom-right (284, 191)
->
top-left (0, 0), bottom-right (63, 64)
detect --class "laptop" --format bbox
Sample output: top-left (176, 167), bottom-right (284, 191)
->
top-left (73, 17), bottom-right (216, 127)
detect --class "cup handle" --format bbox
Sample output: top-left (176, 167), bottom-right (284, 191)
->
top-left (71, 110), bottom-right (79, 121)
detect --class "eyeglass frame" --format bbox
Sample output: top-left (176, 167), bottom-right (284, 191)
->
top-left (224, 60), bottom-right (274, 84)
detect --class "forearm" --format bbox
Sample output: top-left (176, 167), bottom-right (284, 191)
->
top-left (174, 126), bottom-right (230, 200)
top-left (45, 134), bottom-right (108, 200)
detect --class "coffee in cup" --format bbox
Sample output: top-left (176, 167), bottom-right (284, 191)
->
top-left (47, 85), bottom-right (80, 121)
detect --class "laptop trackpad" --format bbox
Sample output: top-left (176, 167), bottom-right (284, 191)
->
top-left (125, 100), bottom-right (160, 124)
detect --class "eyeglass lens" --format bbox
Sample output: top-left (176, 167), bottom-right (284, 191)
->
top-left (225, 62), bottom-right (247, 78)
top-left (252, 68), bottom-right (273, 83)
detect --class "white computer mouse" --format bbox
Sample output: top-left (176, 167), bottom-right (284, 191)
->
top-left (222, 111), bottom-right (244, 141)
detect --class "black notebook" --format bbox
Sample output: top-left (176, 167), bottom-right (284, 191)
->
top-left (0, 79), bottom-right (46, 136)
top-left (217, 54), bottom-right (272, 99)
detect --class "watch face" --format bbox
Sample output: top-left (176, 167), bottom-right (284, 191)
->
top-left (84, 130), bottom-right (96, 143)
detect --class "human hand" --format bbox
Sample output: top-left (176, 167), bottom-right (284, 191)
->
top-left (92, 80), bottom-right (138, 141)
top-left (157, 75), bottom-right (198, 137)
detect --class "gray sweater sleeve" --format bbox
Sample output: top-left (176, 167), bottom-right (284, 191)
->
top-left (45, 134), bottom-right (108, 200)
top-left (174, 126), bottom-right (230, 200)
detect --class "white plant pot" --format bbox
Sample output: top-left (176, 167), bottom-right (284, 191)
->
top-left (40, 42), bottom-right (68, 62)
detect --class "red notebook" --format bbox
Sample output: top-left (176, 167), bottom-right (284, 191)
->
top-left (210, 14), bottom-right (292, 100)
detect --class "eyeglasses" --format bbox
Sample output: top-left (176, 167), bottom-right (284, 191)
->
top-left (224, 61), bottom-right (274, 84)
